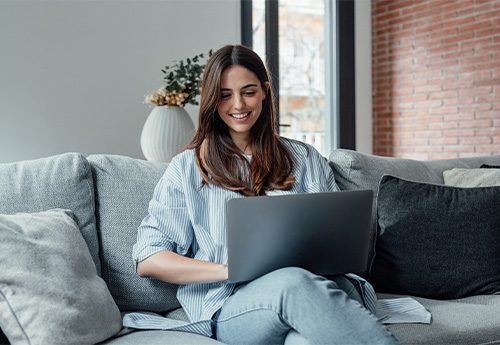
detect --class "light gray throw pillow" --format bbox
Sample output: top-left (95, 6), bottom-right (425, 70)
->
top-left (443, 168), bottom-right (500, 187)
top-left (0, 209), bottom-right (122, 345)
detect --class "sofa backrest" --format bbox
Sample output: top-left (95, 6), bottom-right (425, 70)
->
top-left (0, 153), bottom-right (101, 274)
top-left (328, 149), bottom-right (500, 278)
top-left (87, 154), bottom-right (180, 313)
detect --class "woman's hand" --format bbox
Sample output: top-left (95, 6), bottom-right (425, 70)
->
top-left (137, 250), bottom-right (228, 284)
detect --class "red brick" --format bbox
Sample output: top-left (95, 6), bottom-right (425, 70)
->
top-left (461, 38), bottom-right (492, 50)
top-left (429, 91), bottom-right (459, 99)
top-left (443, 49), bottom-right (474, 60)
top-left (475, 10), bottom-right (500, 20)
top-left (444, 32), bottom-right (475, 45)
top-left (401, 94), bottom-right (429, 103)
top-left (476, 110), bottom-right (500, 119)
top-left (430, 138), bottom-right (459, 145)
top-left (443, 97), bottom-right (474, 106)
top-left (428, 76), bottom-right (458, 85)
top-left (415, 146), bottom-right (444, 153)
top-left (402, 2), bottom-right (429, 15)
top-left (414, 85), bottom-right (443, 94)
top-left (443, 81), bottom-right (474, 90)
top-left (475, 144), bottom-right (500, 153)
top-left (414, 100), bottom-right (443, 108)
top-left (459, 87), bottom-right (493, 96)
top-left (444, 145), bottom-right (475, 153)
top-left (443, 129), bottom-right (475, 137)
top-left (391, 117), bottom-right (414, 125)
top-left (429, 28), bottom-right (459, 39)
top-left (442, 65), bottom-right (475, 75)
top-left (442, 0), bottom-right (474, 12)
top-left (393, 132), bottom-right (416, 139)
top-left (429, 153), bottom-right (459, 160)
top-left (415, 116), bottom-right (444, 123)
top-left (476, 27), bottom-right (500, 38)
top-left (475, 78), bottom-right (500, 87)
top-left (416, 130), bottom-right (445, 138)
top-left (460, 70), bottom-right (492, 81)
top-left (415, 23), bottom-right (442, 35)
top-left (459, 119), bottom-right (494, 128)
top-left (460, 104), bottom-right (494, 113)
top-left (476, 43), bottom-right (500, 54)
top-left (460, 137), bottom-right (493, 145)
top-left (476, 61), bottom-right (500, 71)
top-left (400, 138), bottom-right (429, 146)
top-left (475, 128), bottom-right (500, 136)
top-left (401, 109), bottom-right (430, 117)
top-left (443, 16), bottom-right (475, 28)
top-left (430, 107), bottom-right (459, 115)
top-left (460, 21), bottom-right (492, 32)
top-left (414, 6), bottom-right (443, 20)
top-left (429, 44), bottom-right (459, 55)
top-left (477, 95), bottom-right (500, 103)
top-left (443, 113), bottom-right (475, 122)
top-left (400, 80), bottom-right (428, 88)
top-left (459, 55), bottom-right (491, 65)
top-left (429, 122), bottom-right (460, 130)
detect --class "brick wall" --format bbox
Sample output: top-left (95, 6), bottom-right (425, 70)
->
top-left (372, 0), bottom-right (500, 159)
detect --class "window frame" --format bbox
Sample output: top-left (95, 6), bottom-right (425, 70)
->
top-left (240, 0), bottom-right (356, 151)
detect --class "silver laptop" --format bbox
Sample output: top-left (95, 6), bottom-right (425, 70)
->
top-left (226, 190), bottom-right (373, 282)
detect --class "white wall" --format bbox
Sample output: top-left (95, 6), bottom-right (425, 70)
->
top-left (354, 0), bottom-right (373, 154)
top-left (0, 0), bottom-right (240, 163)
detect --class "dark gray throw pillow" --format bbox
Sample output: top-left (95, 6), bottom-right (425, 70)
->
top-left (370, 175), bottom-right (500, 299)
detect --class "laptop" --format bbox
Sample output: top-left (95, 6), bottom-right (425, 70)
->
top-left (226, 190), bottom-right (373, 282)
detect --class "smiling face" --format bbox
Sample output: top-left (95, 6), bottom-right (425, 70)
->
top-left (217, 65), bottom-right (269, 154)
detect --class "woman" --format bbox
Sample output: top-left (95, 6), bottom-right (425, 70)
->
top-left (132, 44), bottom-right (399, 344)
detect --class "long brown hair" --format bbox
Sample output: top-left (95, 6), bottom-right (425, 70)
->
top-left (186, 45), bottom-right (300, 196)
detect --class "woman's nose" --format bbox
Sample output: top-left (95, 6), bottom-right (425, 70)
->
top-left (233, 94), bottom-right (245, 109)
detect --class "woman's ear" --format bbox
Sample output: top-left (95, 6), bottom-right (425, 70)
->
top-left (263, 81), bottom-right (270, 101)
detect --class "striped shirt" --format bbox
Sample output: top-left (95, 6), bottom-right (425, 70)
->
top-left (126, 140), bottom-right (429, 336)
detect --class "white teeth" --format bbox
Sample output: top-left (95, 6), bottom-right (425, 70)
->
top-left (231, 112), bottom-right (249, 119)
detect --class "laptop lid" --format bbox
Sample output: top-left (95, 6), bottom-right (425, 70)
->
top-left (226, 190), bottom-right (373, 282)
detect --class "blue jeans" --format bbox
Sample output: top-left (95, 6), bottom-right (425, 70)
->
top-left (212, 267), bottom-right (400, 345)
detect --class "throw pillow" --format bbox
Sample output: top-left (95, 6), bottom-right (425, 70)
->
top-left (443, 168), bottom-right (500, 187)
top-left (0, 209), bottom-right (122, 345)
top-left (370, 175), bottom-right (500, 299)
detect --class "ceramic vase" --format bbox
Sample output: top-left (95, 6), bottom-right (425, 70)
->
top-left (140, 106), bottom-right (195, 162)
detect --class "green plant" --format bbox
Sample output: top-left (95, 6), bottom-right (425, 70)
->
top-left (145, 50), bottom-right (212, 107)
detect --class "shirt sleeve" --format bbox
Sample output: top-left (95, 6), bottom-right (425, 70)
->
top-left (133, 159), bottom-right (194, 266)
top-left (302, 145), bottom-right (340, 193)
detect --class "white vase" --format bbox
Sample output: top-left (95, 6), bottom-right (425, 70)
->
top-left (140, 106), bottom-right (195, 162)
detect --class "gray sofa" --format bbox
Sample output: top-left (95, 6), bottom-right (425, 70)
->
top-left (0, 149), bottom-right (499, 344)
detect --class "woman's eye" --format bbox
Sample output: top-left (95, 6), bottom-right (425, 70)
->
top-left (244, 92), bottom-right (256, 96)
top-left (221, 94), bottom-right (231, 99)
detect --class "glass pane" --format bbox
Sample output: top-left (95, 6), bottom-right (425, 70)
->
top-left (252, 0), bottom-right (326, 155)
top-left (279, 0), bottom-right (325, 154)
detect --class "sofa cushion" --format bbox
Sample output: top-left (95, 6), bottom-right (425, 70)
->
top-left (371, 175), bottom-right (500, 299)
top-left (0, 153), bottom-right (101, 274)
top-left (101, 329), bottom-right (223, 344)
top-left (380, 293), bottom-right (500, 345)
top-left (328, 149), bottom-right (500, 278)
top-left (443, 168), bottom-right (500, 187)
top-left (88, 154), bottom-right (180, 312)
top-left (0, 209), bottom-right (121, 344)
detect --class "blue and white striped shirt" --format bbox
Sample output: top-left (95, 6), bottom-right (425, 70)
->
top-left (126, 140), bottom-right (429, 336)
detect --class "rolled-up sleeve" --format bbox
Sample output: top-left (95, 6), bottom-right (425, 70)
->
top-left (133, 162), bottom-right (194, 266)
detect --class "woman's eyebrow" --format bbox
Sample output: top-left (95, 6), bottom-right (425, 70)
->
top-left (220, 84), bottom-right (258, 92)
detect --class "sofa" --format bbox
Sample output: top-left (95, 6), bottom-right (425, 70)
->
top-left (0, 149), bottom-right (499, 345)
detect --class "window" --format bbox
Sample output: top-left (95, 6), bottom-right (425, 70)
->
top-left (241, 0), bottom-right (356, 154)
